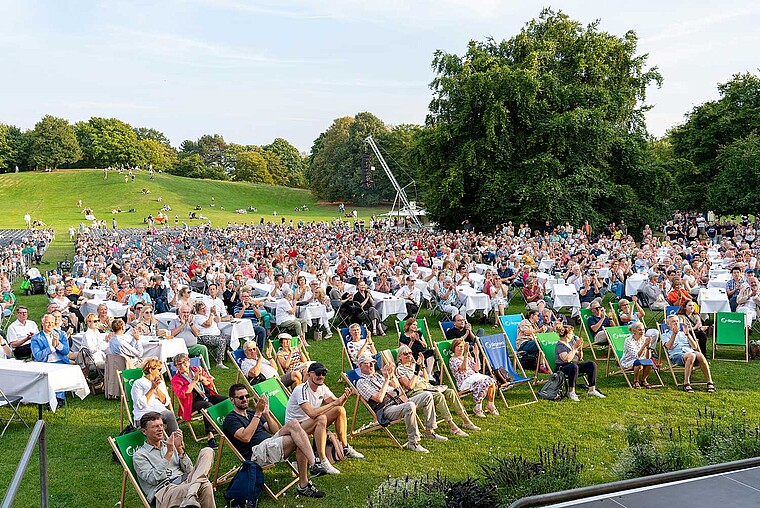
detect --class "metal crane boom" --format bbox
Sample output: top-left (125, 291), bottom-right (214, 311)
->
top-left (364, 135), bottom-right (423, 228)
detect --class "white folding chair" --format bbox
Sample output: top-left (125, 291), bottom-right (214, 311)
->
top-left (0, 386), bottom-right (29, 437)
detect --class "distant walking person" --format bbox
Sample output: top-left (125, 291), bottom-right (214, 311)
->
top-left (24, 212), bottom-right (31, 228)
top-left (112, 217), bottom-right (117, 229)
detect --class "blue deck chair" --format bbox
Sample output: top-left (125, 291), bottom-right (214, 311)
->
top-left (340, 325), bottom-right (368, 371)
top-left (342, 369), bottom-right (404, 448)
top-left (477, 333), bottom-right (536, 407)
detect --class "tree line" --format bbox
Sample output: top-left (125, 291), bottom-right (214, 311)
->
top-left (306, 9), bottom-right (760, 233)
top-left (0, 116), bottom-right (306, 187)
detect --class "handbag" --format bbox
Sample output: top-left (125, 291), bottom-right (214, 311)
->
top-left (494, 366), bottom-right (512, 384)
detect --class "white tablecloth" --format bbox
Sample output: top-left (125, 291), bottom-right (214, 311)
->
top-left (456, 286), bottom-right (490, 316)
top-left (248, 282), bottom-right (273, 297)
top-left (698, 288), bottom-right (731, 314)
top-left (139, 337), bottom-right (188, 361)
top-left (625, 273), bottom-right (648, 297)
top-left (297, 303), bottom-right (330, 330)
top-left (219, 320), bottom-right (256, 350)
top-left (416, 267), bottom-right (432, 278)
top-left (70, 332), bottom-right (109, 352)
top-left (414, 280), bottom-right (431, 301)
top-left (154, 312), bottom-right (178, 329)
top-left (81, 299), bottom-right (129, 318)
top-left (83, 288), bottom-right (107, 300)
top-left (0, 359), bottom-right (90, 412)
top-left (539, 258), bottom-right (555, 272)
top-left (551, 283), bottom-right (581, 310)
top-left (474, 263), bottom-right (492, 275)
top-left (708, 273), bottom-right (731, 288)
top-left (371, 291), bottom-right (407, 321)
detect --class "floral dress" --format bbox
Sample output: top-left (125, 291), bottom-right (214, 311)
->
top-left (449, 355), bottom-right (494, 403)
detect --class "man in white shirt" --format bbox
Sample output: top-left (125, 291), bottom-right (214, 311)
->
top-left (395, 277), bottom-right (421, 319)
top-left (275, 294), bottom-right (309, 340)
top-left (205, 283), bottom-right (230, 320)
top-left (6, 305), bottom-right (38, 359)
top-left (284, 362), bottom-right (364, 474)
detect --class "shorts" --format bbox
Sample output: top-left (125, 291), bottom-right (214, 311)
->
top-left (250, 433), bottom-right (285, 466)
top-left (669, 350), bottom-right (696, 367)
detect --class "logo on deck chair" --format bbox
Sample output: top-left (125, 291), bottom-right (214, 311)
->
top-left (125, 445), bottom-right (137, 457)
top-left (720, 317), bottom-right (742, 324)
top-left (483, 342), bottom-right (506, 351)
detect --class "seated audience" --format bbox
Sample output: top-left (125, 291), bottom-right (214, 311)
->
top-left (677, 301), bottom-right (709, 354)
top-left (6, 305), bottom-right (38, 359)
top-left (399, 317), bottom-right (435, 378)
top-left (240, 340), bottom-right (301, 389)
top-left (192, 301), bottom-right (230, 369)
top-left (448, 339), bottom-right (497, 418)
top-left (663, 315), bottom-right (715, 393)
top-left (553, 323), bottom-right (605, 401)
top-left (131, 357), bottom-right (179, 434)
top-left (344, 323), bottom-right (382, 368)
top-left (31, 314), bottom-right (71, 404)
top-left (620, 322), bottom-right (655, 389)
top-left (108, 318), bottom-right (144, 367)
top-left (163, 304), bottom-right (210, 370)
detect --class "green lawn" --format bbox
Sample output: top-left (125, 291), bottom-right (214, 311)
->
top-left (1, 173), bottom-right (759, 507)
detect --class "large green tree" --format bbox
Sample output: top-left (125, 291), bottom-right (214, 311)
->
top-left (413, 9), bottom-right (664, 232)
top-left (264, 138), bottom-right (306, 187)
top-left (29, 115), bottom-right (81, 168)
top-left (670, 72), bottom-right (760, 210)
top-left (0, 124), bottom-right (11, 170)
top-left (706, 133), bottom-right (760, 214)
top-left (75, 117), bottom-right (145, 167)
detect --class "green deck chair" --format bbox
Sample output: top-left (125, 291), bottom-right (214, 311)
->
top-left (534, 332), bottom-right (561, 373)
top-left (579, 307), bottom-right (609, 363)
top-left (604, 326), bottom-right (664, 388)
top-left (118, 368), bottom-right (147, 431)
top-left (107, 429), bottom-right (151, 508)
top-left (251, 377), bottom-right (290, 425)
top-left (713, 312), bottom-right (749, 362)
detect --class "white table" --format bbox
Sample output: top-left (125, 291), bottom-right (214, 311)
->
top-left (297, 303), bottom-right (330, 330)
top-left (139, 336), bottom-right (188, 361)
top-left (416, 267), bottom-right (432, 278)
top-left (414, 280), bottom-right (431, 301)
top-left (456, 286), bottom-right (490, 317)
top-left (81, 299), bottom-right (129, 318)
top-left (83, 288), bottom-right (107, 300)
top-left (551, 283), bottom-right (581, 310)
top-left (70, 332), bottom-right (109, 352)
top-left (708, 273), bottom-right (731, 289)
top-left (154, 312), bottom-right (178, 329)
top-left (0, 359), bottom-right (90, 413)
top-left (248, 282), bottom-right (274, 297)
top-left (370, 291), bottom-right (407, 321)
top-left (625, 273), bottom-right (648, 297)
top-left (474, 263), bottom-right (492, 275)
top-left (219, 319), bottom-right (256, 350)
top-left (539, 258), bottom-right (555, 272)
top-left (698, 288), bottom-right (731, 314)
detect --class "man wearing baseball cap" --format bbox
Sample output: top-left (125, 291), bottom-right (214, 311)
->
top-left (285, 362), bottom-right (364, 474)
top-left (354, 352), bottom-right (436, 453)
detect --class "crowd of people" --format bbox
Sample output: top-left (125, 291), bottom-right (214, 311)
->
top-left (6, 213), bottom-right (759, 506)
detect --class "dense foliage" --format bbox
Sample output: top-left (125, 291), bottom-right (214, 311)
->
top-left (670, 72), bottom-right (760, 213)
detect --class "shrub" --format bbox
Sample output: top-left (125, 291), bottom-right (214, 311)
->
top-left (481, 441), bottom-right (584, 505)
top-left (615, 424), bottom-right (700, 479)
top-left (368, 472), bottom-right (496, 508)
top-left (695, 407), bottom-right (760, 464)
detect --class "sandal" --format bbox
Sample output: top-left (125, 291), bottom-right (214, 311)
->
top-left (706, 382), bottom-right (716, 393)
top-left (632, 381), bottom-right (641, 389)
top-left (682, 383), bottom-right (694, 393)
top-left (642, 381), bottom-right (653, 389)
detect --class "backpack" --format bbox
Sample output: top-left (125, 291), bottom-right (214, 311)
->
top-left (225, 460), bottom-right (264, 508)
top-left (517, 351), bottom-right (538, 370)
top-left (538, 371), bottom-right (566, 401)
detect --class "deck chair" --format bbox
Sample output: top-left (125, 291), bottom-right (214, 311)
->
top-left (0, 386), bottom-right (29, 437)
top-left (534, 332), bottom-right (561, 373)
top-left (118, 368), bottom-right (147, 431)
top-left (659, 323), bottom-right (707, 387)
top-left (394, 317), bottom-right (430, 344)
top-left (340, 325), bottom-right (368, 371)
top-left (476, 334), bottom-right (536, 407)
top-left (608, 302), bottom-right (621, 326)
top-left (107, 429), bottom-right (151, 508)
top-left (712, 311), bottom-right (749, 362)
top-left (228, 349), bottom-right (265, 395)
top-left (201, 398), bottom-right (299, 499)
top-left (432, 339), bottom-right (473, 402)
top-left (342, 369), bottom-right (404, 449)
top-left (604, 326), bottom-right (664, 388)
top-left (267, 334), bottom-right (310, 375)
top-left (165, 356), bottom-right (214, 443)
top-left (579, 308), bottom-right (609, 363)
top-left (438, 321), bottom-right (454, 338)
top-left (665, 305), bottom-right (680, 319)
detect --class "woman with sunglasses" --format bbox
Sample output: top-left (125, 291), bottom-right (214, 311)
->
top-left (395, 344), bottom-right (478, 436)
top-left (131, 305), bottom-right (168, 338)
top-left (80, 312), bottom-right (109, 367)
top-left (131, 357), bottom-right (179, 434)
top-left (170, 352), bottom-right (226, 449)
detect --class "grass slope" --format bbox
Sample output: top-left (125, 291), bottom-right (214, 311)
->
top-left (0, 170), bottom-right (386, 231)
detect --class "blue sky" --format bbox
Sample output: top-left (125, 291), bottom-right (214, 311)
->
top-left (1, 0), bottom-right (758, 152)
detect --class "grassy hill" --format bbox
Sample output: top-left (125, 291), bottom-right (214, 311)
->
top-left (0, 170), bottom-right (388, 231)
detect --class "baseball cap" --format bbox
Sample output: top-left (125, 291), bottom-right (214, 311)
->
top-left (307, 362), bottom-right (327, 374)
top-left (357, 352), bottom-right (376, 364)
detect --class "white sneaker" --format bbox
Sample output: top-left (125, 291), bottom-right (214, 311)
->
top-left (588, 389), bottom-right (606, 398)
top-left (321, 460), bottom-right (341, 474)
top-left (215, 363), bottom-right (229, 370)
top-left (406, 442), bottom-right (429, 453)
top-left (424, 432), bottom-right (448, 442)
top-left (567, 391), bottom-right (580, 402)
top-left (343, 444), bottom-right (365, 459)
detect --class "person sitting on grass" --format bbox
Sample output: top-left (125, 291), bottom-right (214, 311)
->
top-left (553, 323), bottom-right (606, 401)
top-left (284, 362), bottom-right (365, 475)
top-left (223, 383), bottom-right (328, 499)
top-left (663, 314), bottom-right (715, 393)
top-left (620, 322), bottom-right (655, 389)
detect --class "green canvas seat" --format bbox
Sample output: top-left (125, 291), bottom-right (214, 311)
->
top-left (713, 311), bottom-right (749, 362)
top-left (108, 429), bottom-right (151, 508)
top-left (604, 325), bottom-right (664, 388)
top-left (119, 368), bottom-right (146, 431)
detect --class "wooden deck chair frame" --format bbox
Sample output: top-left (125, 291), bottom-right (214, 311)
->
top-left (339, 324), bottom-right (368, 372)
top-left (475, 333), bottom-right (536, 407)
top-left (579, 307), bottom-right (610, 363)
top-left (107, 429), bottom-right (151, 508)
top-left (432, 339), bottom-right (473, 403)
top-left (534, 332), bottom-right (560, 373)
top-left (394, 317), bottom-right (430, 345)
top-left (118, 367), bottom-right (148, 431)
top-left (341, 369), bottom-right (404, 449)
top-left (201, 398), bottom-right (299, 499)
top-left (266, 334), bottom-right (310, 375)
top-left (227, 348), bottom-right (285, 398)
top-left (604, 326), bottom-right (664, 389)
top-left (165, 355), bottom-right (215, 443)
top-left (658, 322), bottom-right (707, 387)
top-left (712, 311), bottom-right (749, 362)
